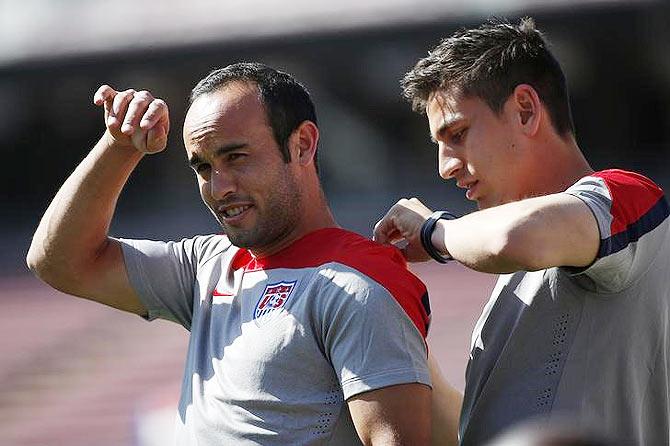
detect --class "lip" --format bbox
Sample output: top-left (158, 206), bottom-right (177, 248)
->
top-left (456, 176), bottom-right (477, 189)
top-left (217, 203), bottom-right (253, 224)
top-left (460, 180), bottom-right (479, 201)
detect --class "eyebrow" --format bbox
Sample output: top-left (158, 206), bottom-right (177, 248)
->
top-left (188, 142), bottom-right (248, 167)
top-left (430, 117), bottom-right (465, 143)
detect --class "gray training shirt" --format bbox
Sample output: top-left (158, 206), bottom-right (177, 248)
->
top-left (459, 169), bottom-right (670, 445)
top-left (118, 227), bottom-right (432, 445)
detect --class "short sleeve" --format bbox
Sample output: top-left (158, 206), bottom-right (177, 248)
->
top-left (116, 235), bottom-right (229, 329)
top-left (317, 268), bottom-right (431, 400)
top-left (563, 169), bottom-right (669, 292)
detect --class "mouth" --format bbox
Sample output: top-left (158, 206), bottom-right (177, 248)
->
top-left (217, 204), bottom-right (253, 222)
top-left (459, 181), bottom-right (479, 201)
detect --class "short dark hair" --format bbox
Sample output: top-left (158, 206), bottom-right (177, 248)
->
top-left (402, 17), bottom-right (575, 136)
top-left (190, 62), bottom-right (319, 171)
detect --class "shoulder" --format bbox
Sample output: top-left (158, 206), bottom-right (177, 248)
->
top-left (566, 169), bottom-right (667, 232)
top-left (117, 233), bottom-right (234, 267)
top-left (244, 228), bottom-right (431, 337)
top-left (273, 228), bottom-right (426, 292)
top-left (568, 169), bottom-right (668, 253)
top-left (569, 169), bottom-right (665, 206)
top-left (564, 169), bottom-right (669, 290)
top-left (326, 229), bottom-right (427, 294)
top-left (314, 229), bottom-right (431, 338)
top-left (189, 234), bottom-right (234, 264)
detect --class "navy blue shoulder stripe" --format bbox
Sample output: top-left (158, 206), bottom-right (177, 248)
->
top-left (598, 195), bottom-right (669, 258)
top-left (421, 291), bottom-right (431, 330)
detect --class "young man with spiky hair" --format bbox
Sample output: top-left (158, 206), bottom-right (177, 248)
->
top-left (375, 18), bottom-right (670, 445)
top-left (27, 63), bottom-right (432, 445)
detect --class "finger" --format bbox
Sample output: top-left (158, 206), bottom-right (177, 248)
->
top-left (399, 245), bottom-right (411, 261)
top-left (110, 89), bottom-right (136, 128)
top-left (122, 90), bottom-right (154, 135)
top-left (373, 217), bottom-right (390, 243)
top-left (401, 241), bottom-right (430, 263)
top-left (394, 239), bottom-right (414, 261)
top-left (103, 97), bottom-right (113, 122)
top-left (139, 98), bottom-right (168, 130)
top-left (93, 84), bottom-right (117, 106)
top-left (94, 85), bottom-right (117, 124)
top-left (373, 203), bottom-right (401, 243)
top-left (373, 215), bottom-right (402, 245)
top-left (145, 102), bottom-right (170, 153)
top-left (130, 128), bottom-right (148, 153)
top-left (409, 197), bottom-right (432, 216)
top-left (146, 125), bottom-right (168, 154)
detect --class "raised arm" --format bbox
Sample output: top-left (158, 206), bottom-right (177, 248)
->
top-left (373, 194), bottom-right (600, 273)
top-left (26, 85), bottom-right (170, 315)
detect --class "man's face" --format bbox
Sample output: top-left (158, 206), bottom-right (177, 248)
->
top-left (183, 82), bottom-right (303, 253)
top-left (426, 90), bottom-right (526, 209)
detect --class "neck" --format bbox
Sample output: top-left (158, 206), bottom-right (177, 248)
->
top-left (249, 185), bottom-right (338, 259)
top-left (522, 132), bottom-right (593, 198)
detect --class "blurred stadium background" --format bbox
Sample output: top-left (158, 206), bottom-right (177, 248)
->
top-left (2, 0), bottom-right (669, 444)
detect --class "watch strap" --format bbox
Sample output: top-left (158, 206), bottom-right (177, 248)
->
top-left (420, 210), bottom-right (457, 263)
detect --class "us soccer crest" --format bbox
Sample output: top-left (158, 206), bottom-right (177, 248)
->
top-left (253, 281), bottom-right (296, 325)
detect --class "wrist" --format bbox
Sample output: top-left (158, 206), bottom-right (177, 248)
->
top-left (99, 131), bottom-right (144, 158)
top-left (420, 211), bottom-right (457, 263)
top-left (431, 220), bottom-right (449, 256)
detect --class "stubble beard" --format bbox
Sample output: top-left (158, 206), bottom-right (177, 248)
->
top-left (216, 171), bottom-right (303, 253)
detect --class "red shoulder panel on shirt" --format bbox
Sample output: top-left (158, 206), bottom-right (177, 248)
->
top-left (235, 228), bottom-right (430, 338)
top-left (593, 169), bottom-right (665, 235)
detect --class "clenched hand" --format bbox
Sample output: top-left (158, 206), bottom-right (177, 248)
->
top-left (93, 85), bottom-right (170, 154)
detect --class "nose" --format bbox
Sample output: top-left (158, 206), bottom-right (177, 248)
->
top-left (208, 168), bottom-right (236, 200)
top-left (438, 143), bottom-right (463, 179)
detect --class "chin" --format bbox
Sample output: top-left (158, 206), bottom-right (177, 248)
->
top-left (225, 232), bottom-right (251, 248)
top-left (476, 198), bottom-right (496, 210)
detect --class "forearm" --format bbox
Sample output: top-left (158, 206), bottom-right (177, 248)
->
top-left (431, 202), bottom-right (528, 273)
top-left (431, 194), bottom-right (599, 273)
top-left (27, 133), bottom-right (143, 289)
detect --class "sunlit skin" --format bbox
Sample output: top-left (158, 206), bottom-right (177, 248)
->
top-left (427, 89), bottom-right (536, 209)
top-left (183, 82), bottom-right (325, 257)
top-left (374, 84), bottom-right (593, 264)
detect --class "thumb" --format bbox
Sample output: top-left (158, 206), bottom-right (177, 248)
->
top-left (145, 126), bottom-right (168, 154)
top-left (373, 217), bottom-right (398, 244)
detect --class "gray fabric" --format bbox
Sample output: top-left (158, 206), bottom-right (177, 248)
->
top-left (460, 172), bottom-right (670, 445)
top-left (565, 176), bottom-right (614, 239)
top-left (118, 232), bottom-right (430, 445)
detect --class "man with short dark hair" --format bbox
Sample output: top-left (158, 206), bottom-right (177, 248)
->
top-left (27, 63), bottom-right (432, 445)
top-left (374, 18), bottom-right (670, 445)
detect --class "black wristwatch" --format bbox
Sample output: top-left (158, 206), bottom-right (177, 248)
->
top-left (420, 210), bottom-right (458, 263)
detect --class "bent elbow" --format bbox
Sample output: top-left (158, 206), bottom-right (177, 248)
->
top-left (26, 237), bottom-right (80, 295)
top-left (26, 238), bottom-right (46, 276)
top-left (26, 245), bottom-right (59, 288)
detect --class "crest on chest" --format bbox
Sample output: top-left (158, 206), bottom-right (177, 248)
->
top-left (253, 281), bottom-right (297, 324)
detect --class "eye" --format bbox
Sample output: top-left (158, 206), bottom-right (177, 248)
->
top-left (451, 128), bottom-right (467, 144)
top-left (226, 152), bottom-right (246, 162)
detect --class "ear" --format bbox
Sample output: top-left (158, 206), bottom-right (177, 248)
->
top-left (290, 120), bottom-right (319, 167)
top-left (510, 84), bottom-right (542, 137)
